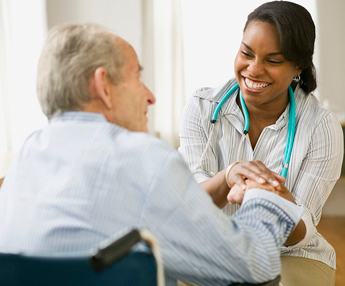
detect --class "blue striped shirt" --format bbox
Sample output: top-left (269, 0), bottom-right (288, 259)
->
top-left (0, 111), bottom-right (302, 285)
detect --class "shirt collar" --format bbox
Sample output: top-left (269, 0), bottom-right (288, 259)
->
top-left (50, 111), bottom-right (108, 123)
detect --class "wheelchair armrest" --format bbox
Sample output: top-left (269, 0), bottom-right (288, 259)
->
top-left (90, 229), bottom-right (141, 272)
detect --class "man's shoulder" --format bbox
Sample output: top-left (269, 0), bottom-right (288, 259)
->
top-left (112, 129), bottom-right (177, 161)
top-left (108, 130), bottom-right (188, 184)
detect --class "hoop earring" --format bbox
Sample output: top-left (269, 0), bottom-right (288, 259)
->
top-left (293, 75), bottom-right (301, 83)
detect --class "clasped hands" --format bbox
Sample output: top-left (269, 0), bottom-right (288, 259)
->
top-left (225, 161), bottom-right (296, 205)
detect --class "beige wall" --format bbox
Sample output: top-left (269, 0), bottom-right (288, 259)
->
top-left (46, 0), bottom-right (143, 60)
top-left (316, 1), bottom-right (345, 216)
top-left (316, 0), bottom-right (345, 121)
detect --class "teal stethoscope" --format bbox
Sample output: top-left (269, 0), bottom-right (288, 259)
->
top-left (200, 83), bottom-right (296, 179)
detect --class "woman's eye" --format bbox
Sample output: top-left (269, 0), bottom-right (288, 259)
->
top-left (268, 60), bottom-right (282, 64)
top-left (242, 51), bottom-right (252, 58)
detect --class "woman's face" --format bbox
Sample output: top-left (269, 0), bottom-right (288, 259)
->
top-left (234, 21), bottom-right (301, 109)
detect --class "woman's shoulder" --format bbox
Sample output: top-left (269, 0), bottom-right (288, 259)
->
top-left (296, 87), bottom-right (341, 128)
top-left (190, 86), bottom-right (218, 103)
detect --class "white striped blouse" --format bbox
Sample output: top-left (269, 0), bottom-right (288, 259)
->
top-left (179, 77), bottom-right (344, 269)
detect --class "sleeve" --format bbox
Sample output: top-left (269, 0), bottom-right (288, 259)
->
top-left (140, 150), bottom-right (303, 285)
top-left (178, 96), bottom-right (219, 182)
top-left (285, 111), bottom-right (344, 248)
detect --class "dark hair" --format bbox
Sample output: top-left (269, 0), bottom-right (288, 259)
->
top-left (244, 1), bottom-right (317, 93)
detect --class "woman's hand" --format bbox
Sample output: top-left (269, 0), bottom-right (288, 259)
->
top-left (201, 160), bottom-right (286, 209)
top-left (225, 161), bottom-right (285, 191)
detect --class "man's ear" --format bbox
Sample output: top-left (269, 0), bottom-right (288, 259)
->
top-left (93, 67), bottom-right (113, 109)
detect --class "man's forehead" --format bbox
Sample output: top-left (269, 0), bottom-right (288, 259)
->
top-left (113, 36), bottom-right (132, 54)
top-left (114, 36), bottom-right (138, 64)
top-left (113, 35), bottom-right (126, 47)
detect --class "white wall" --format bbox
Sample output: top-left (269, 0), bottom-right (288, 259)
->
top-left (46, 0), bottom-right (143, 60)
top-left (316, 0), bottom-right (345, 123)
top-left (0, 0), bottom-right (47, 178)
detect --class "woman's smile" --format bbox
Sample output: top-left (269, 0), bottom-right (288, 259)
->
top-left (243, 77), bottom-right (271, 90)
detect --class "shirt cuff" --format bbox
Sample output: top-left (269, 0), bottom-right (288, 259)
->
top-left (194, 173), bottom-right (212, 184)
top-left (282, 207), bottom-right (314, 249)
top-left (242, 188), bottom-right (303, 225)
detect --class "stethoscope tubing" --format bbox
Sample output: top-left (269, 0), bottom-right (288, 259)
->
top-left (211, 83), bottom-right (240, 123)
top-left (281, 86), bottom-right (296, 178)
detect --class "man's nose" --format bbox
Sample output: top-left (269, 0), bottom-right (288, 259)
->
top-left (145, 85), bottom-right (156, 105)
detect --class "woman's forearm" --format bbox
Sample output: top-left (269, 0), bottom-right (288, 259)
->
top-left (274, 184), bottom-right (307, 245)
top-left (284, 220), bottom-right (306, 246)
top-left (200, 169), bottom-right (230, 209)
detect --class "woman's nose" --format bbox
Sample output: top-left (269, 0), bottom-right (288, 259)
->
top-left (247, 60), bottom-right (264, 77)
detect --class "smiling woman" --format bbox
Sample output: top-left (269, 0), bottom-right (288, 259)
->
top-left (178, 1), bottom-right (343, 286)
top-left (234, 21), bottom-right (301, 148)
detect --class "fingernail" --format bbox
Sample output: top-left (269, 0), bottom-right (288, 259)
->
top-left (259, 178), bottom-right (265, 183)
top-left (272, 180), bottom-right (279, 186)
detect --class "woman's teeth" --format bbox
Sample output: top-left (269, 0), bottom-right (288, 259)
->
top-left (245, 78), bottom-right (269, 89)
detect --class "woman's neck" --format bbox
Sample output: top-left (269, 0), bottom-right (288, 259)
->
top-left (238, 90), bottom-right (289, 124)
top-left (237, 92), bottom-right (289, 149)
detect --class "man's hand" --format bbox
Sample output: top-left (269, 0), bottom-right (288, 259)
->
top-left (227, 179), bottom-right (297, 205)
top-left (227, 179), bottom-right (277, 205)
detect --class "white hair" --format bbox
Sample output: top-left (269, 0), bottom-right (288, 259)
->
top-left (37, 23), bottom-right (125, 119)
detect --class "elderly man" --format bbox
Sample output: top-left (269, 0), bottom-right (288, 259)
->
top-left (0, 23), bottom-right (302, 286)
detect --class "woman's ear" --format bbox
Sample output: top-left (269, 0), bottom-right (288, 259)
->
top-left (92, 67), bottom-right (113, 109)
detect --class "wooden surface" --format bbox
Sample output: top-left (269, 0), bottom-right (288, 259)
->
top-left (318, 217), bottom-right (345, 286)
top-left (0, 177), bottom-right (4, 188)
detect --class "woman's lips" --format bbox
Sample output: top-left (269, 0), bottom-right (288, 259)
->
top-left (244, 77), bottom-right (270, 90)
